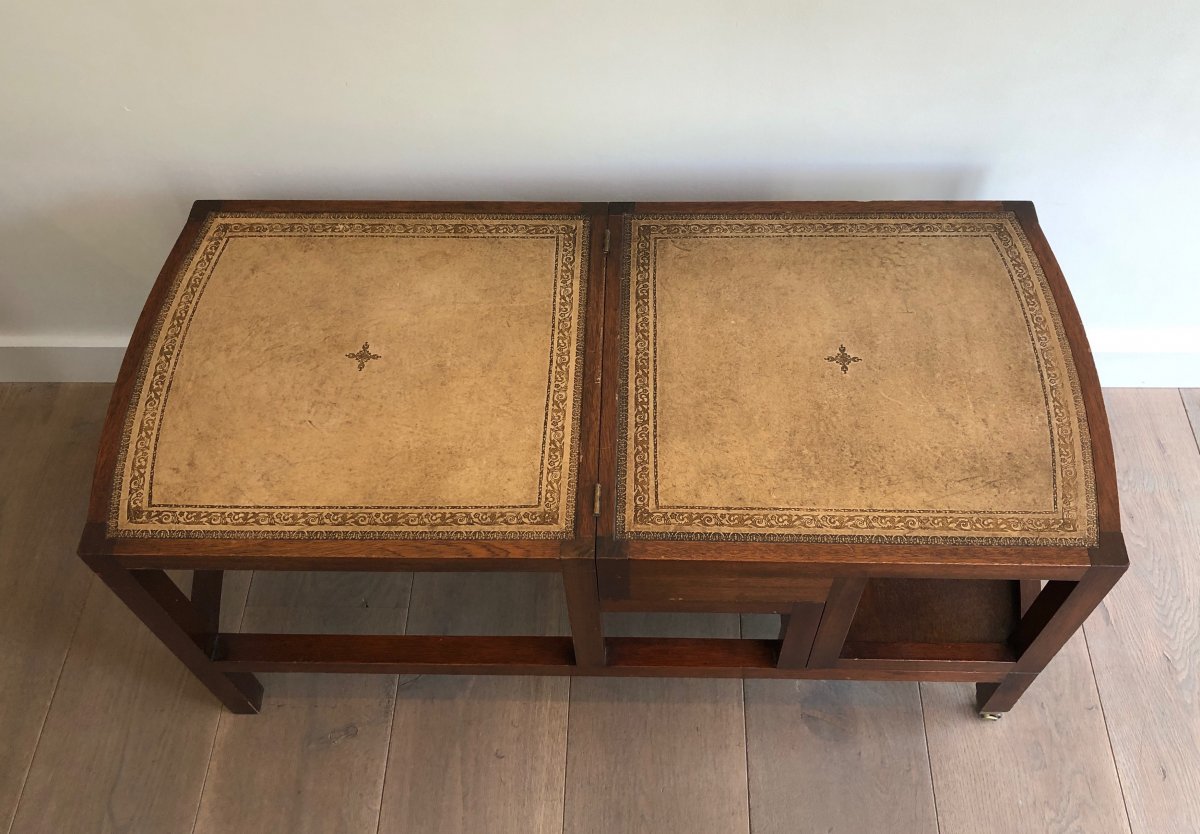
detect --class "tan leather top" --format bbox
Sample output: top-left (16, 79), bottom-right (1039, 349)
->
top-left (616, 212), bottom-right (1097, 546)
top-left (110, 212), bottom-right (590, 539)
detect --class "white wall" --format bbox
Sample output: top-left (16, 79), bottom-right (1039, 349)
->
top-left (2, 0), bottom-right (1198, 384)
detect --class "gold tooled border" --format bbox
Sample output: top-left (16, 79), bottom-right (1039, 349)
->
top-left (615, 212), bottom-right (1098, 546)
top-left (109, 213), bottom-right (590, 540)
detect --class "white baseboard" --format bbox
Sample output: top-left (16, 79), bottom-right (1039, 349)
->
top-left (1092, 352), bottom-right (1200, 388)
top-left (1, 345), bottom-right (1196, 387)
top-left (0, 346), bottom-right (127, 382)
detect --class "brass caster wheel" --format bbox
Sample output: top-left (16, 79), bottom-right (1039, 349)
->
top-left (980, 712), bottom-right (1004, 721)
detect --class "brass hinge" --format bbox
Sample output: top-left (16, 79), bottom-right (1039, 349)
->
top-left (593, 483), bottom-right (602, 516)
top-left (602, 229), bottom-right (611, 254)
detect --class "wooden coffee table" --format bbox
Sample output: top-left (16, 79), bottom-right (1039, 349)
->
top-left (79, 200), bottom-right (1125, 717)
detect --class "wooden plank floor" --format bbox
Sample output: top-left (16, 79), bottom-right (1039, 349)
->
top-left (379, 572), bottom-right (572, 834)
top-left (1, 384), bottom-right (1198, 833)
top-left (192, 571), bottom-right (413, 833)
top-left (564, 613), bottom-right (750, 834)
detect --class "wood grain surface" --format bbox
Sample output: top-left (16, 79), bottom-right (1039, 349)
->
top-left (1083, 390), bottom-right (1200, 832)
top-left (10, 567), bottom-right (250, 833)
top-left (741, 615), bottom-right (939, 834)
top-left (563, 613), bottom-right (750, 834)
top-left (378, 573), bottom-right (571, 834)
top-left (192, 572), bottom-right (413, 834)
top-left (923, 633), bottom-right (1130, 834)
top-left (0, 385), bottom-right (106, 831)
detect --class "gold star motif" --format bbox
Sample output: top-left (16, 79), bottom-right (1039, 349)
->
top-left (825, 344), bottom-right (861, 375)
top-left (346, 342), bottom-right (381, 371)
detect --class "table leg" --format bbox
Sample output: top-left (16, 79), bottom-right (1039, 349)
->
top-left (977, 533), bottom-right (1127, 716)
top-left (562, 558), bottom-right (606, 667)
top-left (776, 602), bottom-right (824, 668)
top-left (191, 569), bottom-right (224, 634)
top-left (1018, 579), bottom-right (1042, 615)
top-left (807, 577), bottom-right (867, 668)
top-left (84, 556), bottom-right (263, 714)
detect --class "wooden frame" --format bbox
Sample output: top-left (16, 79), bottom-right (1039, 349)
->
top-left (78, 200), bottom-right (1125, 716)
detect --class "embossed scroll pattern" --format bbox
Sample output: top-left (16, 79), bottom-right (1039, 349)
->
top-left (111, 214), bottom-right (589, 539)
top-left (617, 213), bottom-right (1097, 546)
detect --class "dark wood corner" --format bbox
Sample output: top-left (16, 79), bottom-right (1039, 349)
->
top-left (1091, 531), bottom-right (1130, 570)
top-left (1001, 199), bottom-right (1039, 221)
top-left (188, 200), bottom-right (222, 221)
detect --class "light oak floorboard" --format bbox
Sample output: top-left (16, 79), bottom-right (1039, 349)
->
top-left (1083, 389), bottom-right (1200, 832)
top-left (563, 613), bottom-right (750, 834)
top-left (0, 384), bottom-right (108, 832)
top-left (1184, 388), bottom-right (1200, 444)
top-left (378, 573), bottom-right (570, 834)
top-left (9, 569), bottom-right (251, 834)
top-left (193, 572), bottom-right (413, 834)
top-left (922, 633), bottom-right (1130, 834)
top-left (740, 615), bottom-right (938, 834)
